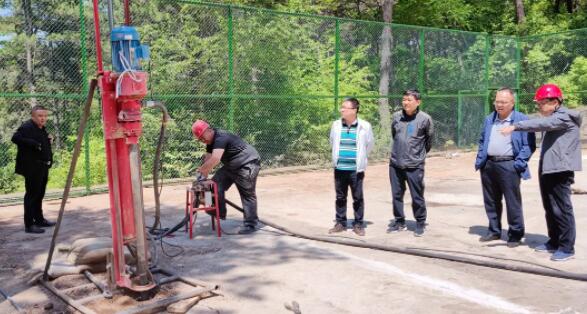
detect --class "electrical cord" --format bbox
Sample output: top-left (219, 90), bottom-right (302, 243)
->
top-left (115, 50), bottom-right (144, 99)
top-left (159, 237), bottom-right (185, 258)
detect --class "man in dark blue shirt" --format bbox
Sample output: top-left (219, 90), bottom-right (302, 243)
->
top-left (475, 87), bottom-right (535, 247)
top-left (12, 105), bottom-right (56, 234)
top-left (192, 120), bottom-right (261, 234)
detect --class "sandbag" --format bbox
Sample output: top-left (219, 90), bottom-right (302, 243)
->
top-left (67, 237), bottom-right (142, 265)
top-left (67, 237), bottom-right (113, 265)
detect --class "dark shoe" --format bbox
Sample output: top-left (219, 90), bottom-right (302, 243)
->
top-left (535, 243), bottom-right (557, 253)
top-left (414, 222), bottom-right (426, 237)
top-left (387, 221), bottom-right (407, 233)
top-left (352, 224), bottom-right (365, 236)
top-left (237, 225), bottom-right (257, 235)
top-left (328, 223), bottom-right (345, 234)
top-left (25, 225), bottom-right (45, 234)
top-left (35, 219), bottom-right (56, 227)
top-left (479, 233), bottom-right (500, 242)
top-left (506, 239), bottom-right (521, 248)
top-left (550, 250), bottom-right (574, 261)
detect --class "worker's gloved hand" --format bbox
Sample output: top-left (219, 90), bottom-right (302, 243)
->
top-left (195, 171), bottom-right (207, 181)
top-left (196, 166), bottom-right (210, 179)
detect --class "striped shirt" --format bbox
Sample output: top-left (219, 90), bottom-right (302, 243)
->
top-left (336, 120), bottom-right (358, 171)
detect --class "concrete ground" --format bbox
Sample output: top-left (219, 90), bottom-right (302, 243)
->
top-left (0, 151), bottom-right (586, 313)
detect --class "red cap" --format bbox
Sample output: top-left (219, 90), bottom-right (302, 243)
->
top-left (192, 120), bottom-right (209, 138)
top-left (534, 84), bottom-right (563, 102)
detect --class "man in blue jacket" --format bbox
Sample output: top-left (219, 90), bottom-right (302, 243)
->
top-left (501, 84), bottom-right (582, 261)
top-left (475, 87), bottom-right (536, 247)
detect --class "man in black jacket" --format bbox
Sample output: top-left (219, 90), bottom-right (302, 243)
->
top-left (12, 105), bottom-right (55, 234)
top-left (388, 89), bottom-right (434, 237)
top-left (192, 120), bottom-right (261, 234)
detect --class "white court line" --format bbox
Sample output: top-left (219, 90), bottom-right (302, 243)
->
top-left (332, 249), bottom-right (532, 314)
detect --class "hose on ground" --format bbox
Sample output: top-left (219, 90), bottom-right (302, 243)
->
top-left (224, 199), bottom-right (587, 282)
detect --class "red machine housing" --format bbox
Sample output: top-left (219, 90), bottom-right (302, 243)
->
top-left (90, 0), bottom-right (155, 293)
top-left (99, 71), bottom-right (155, 292)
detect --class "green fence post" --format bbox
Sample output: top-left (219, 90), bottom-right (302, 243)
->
top-left (227, 6), bottom-right (235, 131)
top-left (333, 19), bottom-right (340, 117)
top-left (418, 30), bottom-right (425, 90)
top-left (515, 36), bottom-right (521, 111)
top-left (484, 34), bottom-right (490, 117)
top-left (418, 30), bottom-right (425, 109)
top-left (79, 0), bottom-right (91, 194)
top-left (457, 92), bottom-right (462, 147)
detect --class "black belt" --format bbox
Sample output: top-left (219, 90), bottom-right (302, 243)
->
top-left (488, 156), bottom-right (514, 162)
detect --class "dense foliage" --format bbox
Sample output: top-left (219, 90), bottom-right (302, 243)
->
top-left (0, 0), bottom-right (585, 193)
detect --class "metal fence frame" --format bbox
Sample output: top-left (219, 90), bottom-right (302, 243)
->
top-left (1, 0), bottom-right (586, 199)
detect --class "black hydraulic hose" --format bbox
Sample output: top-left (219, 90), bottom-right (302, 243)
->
top-left (43, 79), bottom-right (97, 281)
top-left (153, 216), bottom-right (189, 240)
top-left (146, 101), bottom-right (170, 231)
top-left (224, 199), bottom-right (587, 282)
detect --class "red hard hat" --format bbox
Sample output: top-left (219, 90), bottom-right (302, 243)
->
top-left (192, 120), bottom-right (209, 138)
top-left (534, 84), bottom-right (563, 102)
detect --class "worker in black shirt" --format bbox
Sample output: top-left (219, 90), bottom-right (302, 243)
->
top-left (192, 120), bottom-right (261, 234)
top-left (12, 105), bottom-right (56, 234)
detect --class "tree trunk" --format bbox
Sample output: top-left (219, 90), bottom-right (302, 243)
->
top-left (554, 0), bottom-right (562, 13)
top-left (22, 0), bottom-right (37, 107)
top-left (565, 0), bottom-right (576, 13)
top-left (514, 0), bottom-right (526, 24)
top-left (377, 0), bottom-right (394, 147)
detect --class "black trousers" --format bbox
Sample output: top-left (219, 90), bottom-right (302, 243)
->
top-left (539, 171), bottom-right (576, 254)
top-left (389, 165), bottom-right (427, 223)
top-left (23, 168), bottom-right (49, 228)
top-left (334, 169), bottom-right (364, 226)
top-left (213, 161), bottom-right (260, 227)
top-left (480, 160), bottom-right (524, 240)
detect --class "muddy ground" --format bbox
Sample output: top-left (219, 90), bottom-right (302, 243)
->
top-left (1, 151), bottom-right (586, 313)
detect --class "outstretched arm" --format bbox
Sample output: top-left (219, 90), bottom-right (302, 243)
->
top-left (197, 149), bottom-right (223, 177)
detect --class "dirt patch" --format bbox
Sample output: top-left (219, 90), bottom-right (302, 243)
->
top-left (1, 150), bottom-right (586, 313)
top-left (52, 274), bottom-right (89, 290)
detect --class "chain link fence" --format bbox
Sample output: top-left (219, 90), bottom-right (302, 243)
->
top-left (0, 0), bottom-right (585, 199)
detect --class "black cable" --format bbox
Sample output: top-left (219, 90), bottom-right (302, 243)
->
top-left (149, 102), bottom-right (169, 231)
top-left (224, 199), bottom-right (587, 282)
top-left (159, 237), bottom-right (185, 258)
top-left (407, 247), bottom-right (565, 272)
